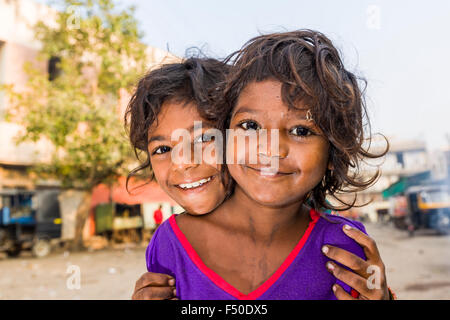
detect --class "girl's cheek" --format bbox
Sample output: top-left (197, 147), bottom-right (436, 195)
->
top-left (225, 163), bottom-right (240, 182)
top-left (150, 158), bottom-right (169, 184)
top-left (294, 143), bottom-right (329, 174)
top-left (225, 139), bottom-right (237, 164)
top-left (202, 145), bottom-right (222, 169)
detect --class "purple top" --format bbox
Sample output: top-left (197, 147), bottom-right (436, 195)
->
top-left (146, 209), bottom-right (367, 300)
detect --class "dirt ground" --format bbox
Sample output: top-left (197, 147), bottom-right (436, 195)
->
top-left (0, 222), bottom-right (449, 300)
top-left (364, 222), bottom-right (450, 299)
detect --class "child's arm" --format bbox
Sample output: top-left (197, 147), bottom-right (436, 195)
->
top-left (131, 272), bottom-right (177, 300)
top-left (133, 222), bottom-right (178, 300)
top-left (322, 224), bottom-right (393, 300)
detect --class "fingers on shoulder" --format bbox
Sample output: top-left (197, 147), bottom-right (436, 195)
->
top-left (342, 223), bottom-right (381, 259)
top-left (325, 245), bottom-right (368, 274)
top-left (133, 286), bottom-right (175, 300)
top-left (135, 272), bottom-right (174, 289)
top-left (332, 284), bottom-right (356, 300)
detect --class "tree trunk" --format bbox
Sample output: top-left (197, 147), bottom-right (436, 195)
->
top-left (69, 190), bottom-right (92, 251)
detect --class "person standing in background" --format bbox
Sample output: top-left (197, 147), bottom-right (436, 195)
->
top-left (153, 204), bottom-right (163, 233)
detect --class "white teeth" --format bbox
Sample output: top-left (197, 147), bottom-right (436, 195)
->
top-left (178, 177), bottom-right (212, 189)
top-left (260, 167), bottom-right (278, 176)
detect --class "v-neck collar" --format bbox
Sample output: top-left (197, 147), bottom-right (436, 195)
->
top-left (169, 208), bottom-right (321, 300)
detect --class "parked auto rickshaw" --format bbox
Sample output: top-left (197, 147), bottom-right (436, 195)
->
top-left (405, 184), bottom-right (450, 235)
top-left (94, 202), bottom-right (143, 243)
top-left (0, 189), bottom-right (62, 257)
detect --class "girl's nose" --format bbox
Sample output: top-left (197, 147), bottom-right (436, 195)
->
top-left (171, 142), bottom-right (201, 171)
top-left (257, 129), bottom-right (288, 159)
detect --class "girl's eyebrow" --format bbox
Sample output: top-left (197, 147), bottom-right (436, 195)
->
top-left (233, 106), bottom-right (313, 121)
top-left (186, 121), bottom-right (216, 132)
top-left (148, 121), bottom-right (217, 143)
top-left (148, 135), bottom-right (167, 143)
top-left (232, 106), bottom-right (258, 118)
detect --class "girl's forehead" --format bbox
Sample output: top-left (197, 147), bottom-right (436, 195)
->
top-left (158, 100), bottom-right (199, 119)
top-left (234, 80), bottom-right (312, 114)
top-left (148, 102), bottom-right (216, 137)
top-left (233, 101), bottom-right (312, 123)
top-left (150, 102), bottom-right (197, 128)
top-left (238, 80), bottom-right (282, 100)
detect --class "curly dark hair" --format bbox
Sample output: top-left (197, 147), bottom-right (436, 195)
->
top-left (124, 57), bottom-right (231, 191)
top-left (221, 29), bottom-right (389, 211)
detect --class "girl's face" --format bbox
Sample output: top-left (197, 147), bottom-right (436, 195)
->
top-left (226, 79), bottom-right (330, 208)
top-left (148, 101), bottom-right (226, 214)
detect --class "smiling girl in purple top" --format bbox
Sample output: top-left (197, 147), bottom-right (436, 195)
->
top-left (127, 30), bottom-right (394, 300)
top-left (148, 208), bottom-right (368, 299)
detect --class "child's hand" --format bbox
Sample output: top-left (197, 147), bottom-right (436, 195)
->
top-left (322, 224), bottom-right (392, 300)
top-left (131, 272), bottom-right (177, 300)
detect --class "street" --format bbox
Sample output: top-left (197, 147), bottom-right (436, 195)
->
top-left (0, 222), bottom-right (449, 300)
top-left (364, 222), bottom-right (450, 299)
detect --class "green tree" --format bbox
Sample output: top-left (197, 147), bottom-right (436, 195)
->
top-left (3, 0), bottom-right (147, 250)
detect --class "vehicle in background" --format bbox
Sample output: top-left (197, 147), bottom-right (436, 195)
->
top-left (0, 189), bottom-right (62, 257)
top-left (405, 184), bottom-right (450, 236)
top-left (390, 195), bottom-right (409, 230)
top-left (94, 202), bottom-right (144, 243)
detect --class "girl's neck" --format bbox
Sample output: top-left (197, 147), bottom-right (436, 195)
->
top-left (211, 185), bottom-right (309, 240)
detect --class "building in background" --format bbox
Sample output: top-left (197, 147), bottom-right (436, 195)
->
top-left (0, 0), bottom-right (55, 192)
top-left (338, 132), bottom-right (450, 224)
top-left (0, 0), bottom-right (182, 245)
top-left (339, 136), bottom-right (433, 222)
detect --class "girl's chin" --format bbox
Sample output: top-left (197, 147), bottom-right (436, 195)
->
top-left (179, 198), bottom-right (223, 215)
top-left (243, 189), bottom-right (304, 208)
top-left (182, 205), bottom-right (215, 215)
top-left (246, 194), bottom-right (286, 206)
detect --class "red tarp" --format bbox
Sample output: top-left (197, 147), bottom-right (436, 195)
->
top-left (91, 176), bottom-right (178, 208)
top-left (85, 177), bottom-right (178, 237)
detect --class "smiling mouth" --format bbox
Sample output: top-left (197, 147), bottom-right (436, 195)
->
top-left (245, 166), bottom-right (292, 177)
top-left (175, 176), bottom-right (215, 190)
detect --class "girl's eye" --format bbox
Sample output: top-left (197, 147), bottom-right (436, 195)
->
top-left (239, 120), bottom-right (260, 131)
top-left (290, 126), bottom-right (312, 137)
top-left (194, 133), bottom-right (215, 144)
top-left (152, 146), bottom-right (171, 155)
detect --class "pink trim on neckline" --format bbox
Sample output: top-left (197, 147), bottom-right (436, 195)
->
top-left (169, 208), bottom-right (321, 300)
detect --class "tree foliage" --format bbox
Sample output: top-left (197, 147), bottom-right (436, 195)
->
top-left (4, 0), bottom-right (147, 189)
